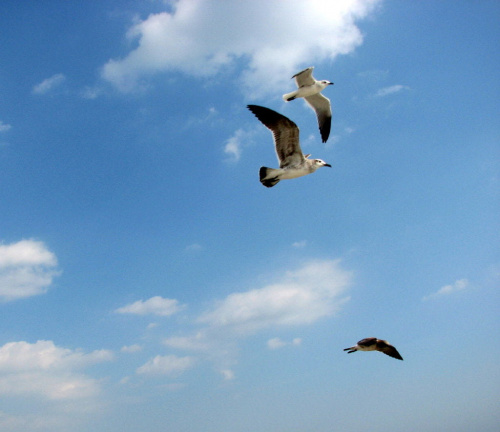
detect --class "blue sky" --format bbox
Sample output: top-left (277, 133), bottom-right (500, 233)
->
top-left (0, 0), bottom-right (499, 431)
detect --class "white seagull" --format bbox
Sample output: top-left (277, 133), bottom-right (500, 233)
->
top-left (282, 67), bottom-right (334, 143)
top-left (344, 337), bottom-right (403, 360)
top-left (247, 105), bottom-right (331, 188)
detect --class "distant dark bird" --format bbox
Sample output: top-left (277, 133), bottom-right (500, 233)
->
top-left (247, 105), bottom-right (331, 188)
top-left (344, 337), bottom-right (403, 360)
top-left (282, 66), bottom-right (334, 143)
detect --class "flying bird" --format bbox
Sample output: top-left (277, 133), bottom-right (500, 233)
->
top-left (282, 66), bottom-right (334, 143)
top-left (247, 105), bottom-right (331, 188)
top-left (343, 337), bottom-right (403, 360)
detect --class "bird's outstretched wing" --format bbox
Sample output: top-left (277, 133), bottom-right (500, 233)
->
top-left (377, 341), bottom-right (403, 360)
top-left (247, 105), bottom-right (304, 168)
top-left (304, 93), bottom-right (332, 143)
top-left (292, 67), bottom-right (315, 87)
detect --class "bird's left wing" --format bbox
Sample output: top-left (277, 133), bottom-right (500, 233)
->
top-left (293, 67), bottom-right (315, 87)
top-left (247, 105), bottom-right (304, 168)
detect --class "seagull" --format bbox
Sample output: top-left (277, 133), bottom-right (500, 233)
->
top-left (343, 337), bottom-right (403, 360)
top-left (282, 67), bottom-right (334, 143)
top-left (247, 105), bottom-right (331, 188)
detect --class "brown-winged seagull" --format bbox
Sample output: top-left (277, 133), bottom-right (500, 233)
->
top-left (344, 337), bottom-right (403, 360)
top-left (247, 105), bottom-right (331, 188)
top-left (282, 67), bottom-right (334, 143)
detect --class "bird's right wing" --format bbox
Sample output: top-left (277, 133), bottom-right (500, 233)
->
top-left (304, 93), bottom-right (332, 143)
top-left (247, 105), bottom-right (304, 168)
top-left (380, 345), bottom-right (404, 360)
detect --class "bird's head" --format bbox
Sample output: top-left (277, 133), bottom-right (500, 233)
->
top-left (314, 159), bottom-right (331, 168)
top-left (320, 80), bottom-right (334, 88)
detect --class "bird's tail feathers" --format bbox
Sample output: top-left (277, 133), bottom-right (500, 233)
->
top-left (259, 167), bottom-right (280, 188)
top-left (282, 91), bottom-right (297, 102)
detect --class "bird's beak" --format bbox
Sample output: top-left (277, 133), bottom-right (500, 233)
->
top-left (324, 163), bottom-right (332, 167)
top-left (329, 82), bottom-right (334, 86)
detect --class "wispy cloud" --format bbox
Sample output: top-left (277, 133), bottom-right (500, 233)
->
top-left (374, 84), bottom-right (410, 97)
top-left (199, 259), bottom-right (351, 333)
top-left (185, 243), bottom-right (203, 252)
top-left (0, 340), bottom-right (113, 432)
top-left (120, 344), bottom-right (142, 353)
top-left (115, 296), bottom-right (184, 317)
top-left (0, 121), bottom-right (11, 132)
top-left (100, 0), bottom-right (380, 97)
top-left (164, 332), bottom-right (212, 352)
top-left (292, 240), bottom-right (307, 249)
top-left (267, 337), bottom-right (302, 350)
top-left (159, 259), bottom-right (351, 377)
top-left (0, 340), bottom-right (113, 431)
top-left (0, 340), bottom-right (113, 400)
top-left (423, 278), bottom-right (469, 301)
top-left (224, 128), bottom-right (252, 162)
top-left (219, 369), bottom-right (235, 380)
top-left (80, 85), bottom-right (103, 99)
top-left (0, 239), bottom-right (61, 302)
top-left (32, 73), bottom-right (66, 95)
top-left (136, 354), bottom-right (195, 376)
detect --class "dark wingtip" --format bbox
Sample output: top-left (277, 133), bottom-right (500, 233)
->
top-left (320, 119), bottom-right (331, 143)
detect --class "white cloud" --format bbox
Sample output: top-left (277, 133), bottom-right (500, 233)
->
top-left (267, 337), bottom-right (302, 350)
top-left (0, 121), bottom-right (11, 132)
top-left (185, 243), bottom-right (203, 252)
top-left (32, 73), bottom-right (66, 95)
top-left (101, 0), bottom-right (380, 97)
top-left (0, 340), bottom-right (113, 400)
top-left (224, 129), bottom-right (246, 162)
top-left (136, 354), bottom-right (195, 376)
top-left (115, 296), bottom-right (184, 316)
top-left (0, 341), bottom-right (113, 431)
top-left (374, 84), bottom-right (410, 97)
top-left (292, 240), bottom-right (307, 249)
top-left (120, 344), bottom-right (142, 353)
top-left (0, 239), bottom-right (61, 302)
top-left (199, 259), bottom-right (351, 333)
top-left (0, 239), bottom-right (57, 267)
top-left (160, 259), bottom-right (350, 378)
top-left (267, 337), bottom-right (287, 350)
top-left (164, 332), bottom-right (211, 352)
top-left (219, 369), bottom-right (235, 380)
top-left (423, 278), bottom-right (469, 301)
top-left (224, 128), bottom-right (256, 162)
top-left (80, 85), bottom-right (102, 99)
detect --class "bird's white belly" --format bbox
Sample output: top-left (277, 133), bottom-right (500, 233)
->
top-left (296, 85), bottom-right (321, 98)
top-left (357, 345), bottom-right (376, 352)
top-left (281, 167), bottom-right (311, 179)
